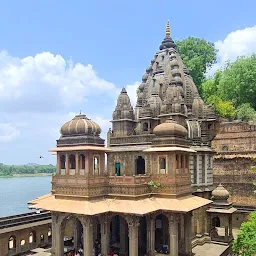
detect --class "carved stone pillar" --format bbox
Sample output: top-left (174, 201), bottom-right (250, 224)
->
top-left (146, 214), bottom-right (155, 256)
top-left (73, 219), bottom-right (80, 249)
top-left (169, 214), bottom-right (178, 256)
top-left (100, 214), bottom-right (110, 256)
top-left (52, 213), bottom-right (64, 256)
top-left (127, 216), bottom-right (140, 256)
top-left (120, 217), bottom-right (128, 256)
top-left (228, 215), bottom-right (233, 237)
top-left (184, 212), bottom-right (192, 256)
top-left (82, 216), bottom-right (94, 256)
top-left (65, 153), bottom-right (69, 175)
top-left (57, 153), bottom-right (61, 174)
top-left (75, 152), bottom-right (79, 175)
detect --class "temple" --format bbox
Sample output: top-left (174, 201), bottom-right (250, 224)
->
top-left (29, 22), bottom-right (229, 256)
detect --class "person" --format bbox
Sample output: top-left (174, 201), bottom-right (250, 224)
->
top-left (109, 249), bottom-right (114, 256)
top-left (75, 250), bottom-right (80, 256)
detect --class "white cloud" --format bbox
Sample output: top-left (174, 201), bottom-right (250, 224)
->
top-left (126, 81), bottom-right (140, 107)
top-left (0, 123), bottom-right (20, 142)
top-left (208, 25), bottom-right (256, 75)
top-left (0, 51), bottom-right (115, 113)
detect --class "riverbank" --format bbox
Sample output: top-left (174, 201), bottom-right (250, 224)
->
top-left (0, 173), bottom-right (54, 178)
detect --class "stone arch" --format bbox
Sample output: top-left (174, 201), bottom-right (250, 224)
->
top-left (155, 213), bottom-right (170, 253)
top-left (109, 214), bottom-right (129, 255)
top-left (143, 122), bottom-right (149, 131)
top-left (135, 156), bottom-right (145, 175)
top-left (212, 216), bottom-right (220, 228)
top-left (8, 235), bottom-right (16, 254)
top-left (60, 154), bottom-right (66, 169)
top-left (29, 230), bottom-right (36, 244)
top-left (138, 216), bottom-right (147, 256)
top-left (69, 154), bottom-right (76, 169)
top-left (20, 239), bottom-right (26, 252)
top-left (60, 215), bottom-right (84, 252)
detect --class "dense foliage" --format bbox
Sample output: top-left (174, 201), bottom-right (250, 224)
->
top-left (176, 37), bottom-right (218, 94)
top-left (233, 211), bottom-right (256, 256)
top-left (202, 54), bottom-right (256, 121)
top-left (0, 163), bottom-right (56, 176)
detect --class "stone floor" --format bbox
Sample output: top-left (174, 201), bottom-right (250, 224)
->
top-left (26, 248), bottom-right (51, 256)
top-left (192, 243), bottom-right (229, 256)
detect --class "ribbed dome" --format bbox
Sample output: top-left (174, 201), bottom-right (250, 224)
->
top-left (212, 184), bottom-right (230, 201)
top-left (60, 114), bottom-right (101, 136)
top-left (153, 118), bottom-right (188, 137)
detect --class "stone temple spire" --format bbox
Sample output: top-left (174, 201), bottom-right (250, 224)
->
top-left (165, 20), bottom-right (170, 37)
top-left (159, 20), bottom-right (176, 50)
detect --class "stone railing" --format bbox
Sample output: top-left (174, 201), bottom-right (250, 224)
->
top-left (52, 175), bottom-right (107, 186)
top-left (109, 174), bottom-right (151, 185)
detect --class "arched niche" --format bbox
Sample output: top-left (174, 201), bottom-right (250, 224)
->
top-left (135, 156), bottom-right (145, 175)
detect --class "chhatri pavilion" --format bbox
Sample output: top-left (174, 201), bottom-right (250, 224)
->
top-left (29, 22), bottom-right (225, 256)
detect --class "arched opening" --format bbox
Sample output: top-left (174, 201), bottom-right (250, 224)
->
top-left (69, 154), bottom-right (76, 169)
top-left (212, 216), bottom-right (220, 228)
top-left (211, 216), bottom-right (221, 238)
top-left (60, 155), bottom-right (66, 169)
top-left (110, 215), bottom-right (129, 255)
top-left (20, 239), bottom-right (26, 252)
top-left (48, 227), bottom-right (52, 243)
top-left (143, 122), bottom-right (149, 131)
top-left (40, 234), bottom-right (44, 244)
top-left (62, 216), bottom-right (83, 254)
top-left (138, 216), bottom-right (147, 256)
top-left (79, 154), bottom-right (85, 170)
top-left (93, 156), bottom-right (99, 175)
top-left (155, 214), bottom-right (169, 254)
top-left (159, 156), bottom-right (167, 174)
top-left (135, 156), bottom-right (145, 175)
top-left (8, 236), bottom-right (16, 255)
top-left (29, 231), bottom-right (36, 249)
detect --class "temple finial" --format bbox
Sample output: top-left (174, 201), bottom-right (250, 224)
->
top-left (166, 20), bottom-right (170, 37)
top-left (79, 110), bottom-right (81, 114)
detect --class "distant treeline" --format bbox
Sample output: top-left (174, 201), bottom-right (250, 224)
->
top-left (0, 163), bottom-right (56, 176)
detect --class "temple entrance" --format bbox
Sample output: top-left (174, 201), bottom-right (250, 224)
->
top-left (62, 216), bottom-right (83, 254)
top-left (135, 156), bottom-right (145, 175)
top-left (155, 214), bottom-right (169, 254)
top-left (138, 216), bottom-right (147, 256)
top-left (110, 215), bottom-right (129, 256)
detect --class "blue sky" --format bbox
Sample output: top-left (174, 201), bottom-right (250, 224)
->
top-left (0, 0), bottom-right (255, 164)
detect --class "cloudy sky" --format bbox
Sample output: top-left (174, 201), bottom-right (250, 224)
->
top-left (0, 0), bottom-right (255, 165)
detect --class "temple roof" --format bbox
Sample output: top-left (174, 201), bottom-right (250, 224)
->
top-left (29, 193), bottom-right (211, 216)
top-left (136, 21), bottom-right (215, 120)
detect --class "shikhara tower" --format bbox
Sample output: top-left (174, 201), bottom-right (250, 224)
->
top-left (30, 22), bottom-right (221, 256)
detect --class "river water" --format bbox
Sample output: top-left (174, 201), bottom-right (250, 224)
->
top-left (0, 176), bottom-right (52, 217)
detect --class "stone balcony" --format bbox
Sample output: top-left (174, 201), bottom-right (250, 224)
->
top-left (51, 174), bottom-right (108, 198)
top-left (108, 174), bottom-right (152, 197)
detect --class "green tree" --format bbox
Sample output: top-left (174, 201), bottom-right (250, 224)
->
top-left (176, 37), bottom-right (218, 94)
top-left (201, 70), bottom-right (222, 101)
top-left (207, 95), bottom-right (235, 120)
top-left (218, 54), bottom-right (256, 109)
top-left (236, 103), bottom-right (256, 121)
top-left (233, 211), bottom-right (256, 256)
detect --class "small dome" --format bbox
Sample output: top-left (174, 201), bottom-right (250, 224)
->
top-left (171, 67), bottom-right (180, 76)
top-left (146, 65), bottom-right (152, 73)
top-left (170, 59), bottom-right (179, 67)
top-left (60, 114), bottom-right (101, 136)
top-left (153, 118), bottom-right (188, 137)
top-left (139, 83), bottom-right (145, 91)
top-left (212, 184), bottom-right (230, 201)
top-left (142, 73), bottom-right (149, 82)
